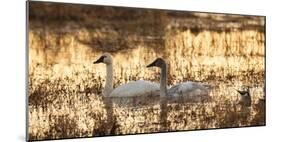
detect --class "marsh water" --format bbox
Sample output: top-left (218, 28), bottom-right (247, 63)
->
top-left (28, 2), bottom-right (265, 140)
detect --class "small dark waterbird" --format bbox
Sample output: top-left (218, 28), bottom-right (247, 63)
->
top-left (236, 88), bottom-right (252, 107)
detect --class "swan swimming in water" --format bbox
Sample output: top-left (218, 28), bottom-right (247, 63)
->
top-left (93, 53), bottom-right (160, 98)
top-left (147, 58), bottom-right (210, 102)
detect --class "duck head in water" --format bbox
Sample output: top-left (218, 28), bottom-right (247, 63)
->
top-left (236, 87), bottom-right (251, 107)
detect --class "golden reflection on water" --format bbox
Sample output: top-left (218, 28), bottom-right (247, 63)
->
top-left (28, 28), bottom-right (265, 140)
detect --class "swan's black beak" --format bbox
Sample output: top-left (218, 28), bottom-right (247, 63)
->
top-left (93, 56), bottom-right (105, 64)
top-left (147, 60), bottom-right (157, 68)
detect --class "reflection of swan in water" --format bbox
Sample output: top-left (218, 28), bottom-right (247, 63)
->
top-left (93, 53), bottom-right (160, 98)
top-left (147, 58), bottom-right (210, 102)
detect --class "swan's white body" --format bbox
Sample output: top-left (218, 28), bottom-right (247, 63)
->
top-left (110, 80), bottom-right (160, 97)
top-left (167, 81), bottom-right (210, 102)
top-left (94, 53), bottom-right (160, 100)
top-left (168, 81), bottom-right (209, 97)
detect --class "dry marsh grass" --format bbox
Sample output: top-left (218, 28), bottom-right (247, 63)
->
top-left (28, 2), bottom-right (265, 141)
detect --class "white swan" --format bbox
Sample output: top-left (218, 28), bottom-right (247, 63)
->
top-left (93, 53), bottom-right (160, 98)
top-left (147, 58), bottom-right (210, 102)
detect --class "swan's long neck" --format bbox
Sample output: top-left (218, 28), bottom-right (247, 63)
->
top-left (160, 64), bottom-right (167, 98)
top-left (104, 63), bottom-right (113, 96)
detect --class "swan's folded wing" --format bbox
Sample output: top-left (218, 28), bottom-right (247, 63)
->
top-left (109, 80), bottom-right (160, 97)
top-left (167, 84), bottom-right (181, 97)
top-left (182, 81), bottom-right (208, 92)
top-left (168, 81), bottom-right (209, 97)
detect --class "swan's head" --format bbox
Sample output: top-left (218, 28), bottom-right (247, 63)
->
top-left (147, 58), bottom-right (166, 68)
top-left (93, 53), bottom-right (113, 65)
